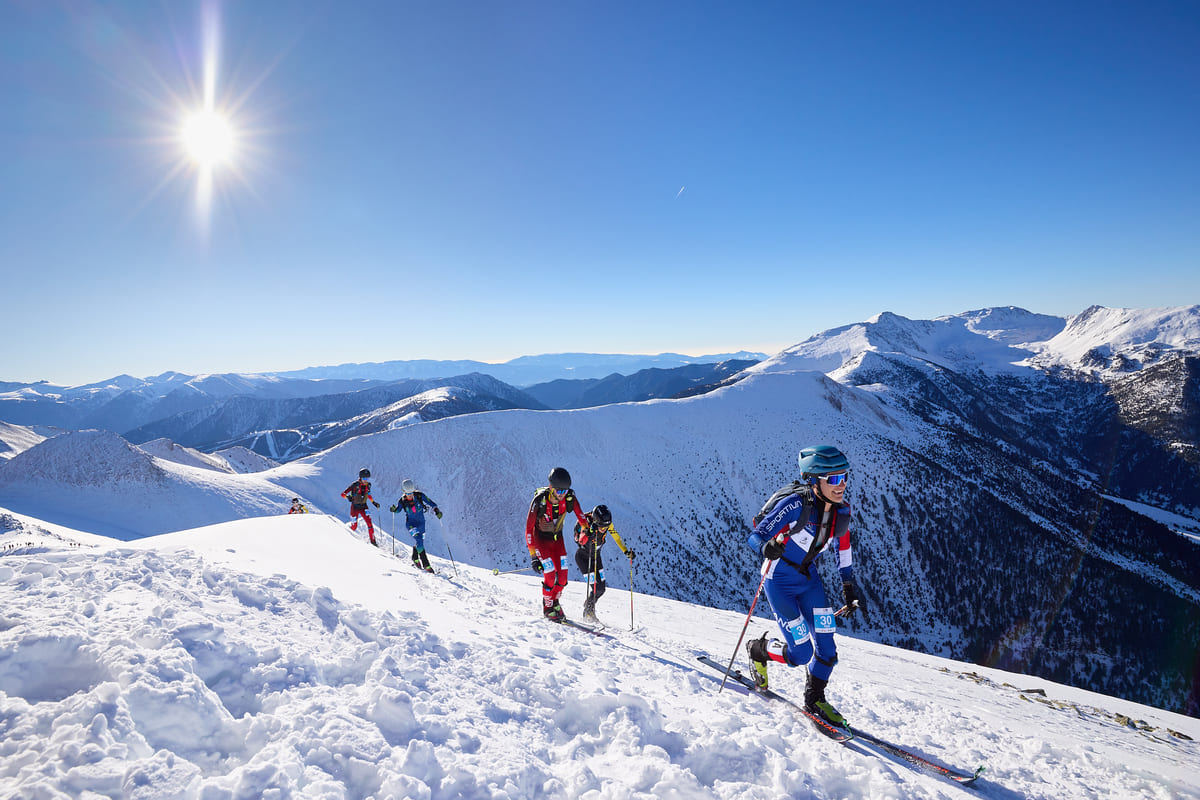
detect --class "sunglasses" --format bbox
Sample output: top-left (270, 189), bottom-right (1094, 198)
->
top-left (821, 473), bottom-right (849, 486)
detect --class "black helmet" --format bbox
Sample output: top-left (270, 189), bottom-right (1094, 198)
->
top-left (548, 467), bottom-right (571, 490)
top-left (291, 497), bottom-right (300, 503)
top-left (359, 468), bottom-right (371, 479)
top-left (591, 504), bottom-right (612, 526)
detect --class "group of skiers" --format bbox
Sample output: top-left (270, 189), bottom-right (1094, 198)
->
top-left (336, 468), bottom-right (442, 573)
top-left (316, 443), bottom-right (866, 729)
top-left (524, 466), bottom-right (636, 623)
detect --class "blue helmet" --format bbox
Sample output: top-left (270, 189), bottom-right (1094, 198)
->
top-left (798, 445), bottom-right (849, 482)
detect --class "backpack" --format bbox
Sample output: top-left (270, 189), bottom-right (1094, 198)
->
top-left (347, 481), bottom-right (369, 504)
top-left (752, 480), bottom-right (812, 528)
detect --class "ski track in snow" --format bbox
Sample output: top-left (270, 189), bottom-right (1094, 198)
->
top-left (1, 513), bottom-right (1198, 799)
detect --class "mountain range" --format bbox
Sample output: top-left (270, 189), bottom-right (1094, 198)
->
top-left (0, 356), bottom-right (764, 462)
top-left (1, 304), bottom-right (1198, 718)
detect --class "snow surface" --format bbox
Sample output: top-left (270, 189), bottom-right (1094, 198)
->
top-left (0, 421), bottom-right (47, 460)
top-left (2, 512), bottom-right (1197, 799)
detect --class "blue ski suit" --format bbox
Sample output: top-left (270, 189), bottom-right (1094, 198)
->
top-left (747, 487), bottom-right (853, 681)
top-left (392, 491), bottom-right (440, 555)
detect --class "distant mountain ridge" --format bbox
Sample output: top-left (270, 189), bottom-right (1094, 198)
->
top-left (268, 351), bottom-right (768, 385)
top-left (523, 359), bottom-right (760, 409)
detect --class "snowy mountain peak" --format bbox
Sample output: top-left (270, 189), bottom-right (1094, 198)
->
top-left (947, 306), bottom-right (1066, 345)
top-left (1031, 304), bottom-right (1200, 375)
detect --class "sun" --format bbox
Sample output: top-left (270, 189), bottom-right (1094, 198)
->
top-left (181, 108), bottom-right (235, 169)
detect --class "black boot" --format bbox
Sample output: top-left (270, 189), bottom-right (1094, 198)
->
top-left (746, 632), bottom-right (770, 689)
top-left (419, 550), bottom-right (434, 573)
top-left (804, 671), bottom-right (847, 727)
top-left (582, 595), bottom-right (597, 622)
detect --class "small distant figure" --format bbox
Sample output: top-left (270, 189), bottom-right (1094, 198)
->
top-left (389, 478), bottom-right (442, 573)
top-left (525, 467), bottom-right (587, 622)
top-left (288, 497), bottom-right (309, 514)
top-left (574, 504), bottom-right (635, 623)
top-left (341, 467), bottom-right (381, 546)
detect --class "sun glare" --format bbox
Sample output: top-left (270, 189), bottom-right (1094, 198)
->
top-left (181, 109), bottom-right (235, 168)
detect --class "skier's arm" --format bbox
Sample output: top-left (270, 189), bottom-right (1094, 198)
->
top-left (837, 527), bottom-right (853, 583)
top-left (609, 527), bottom-right (633, 557)
top-left (568, 492), bottom-right (587, 528)
top-left (525, 501), bottom-right (538, 554)
top-left (746, 493), bottom-right (806, 558)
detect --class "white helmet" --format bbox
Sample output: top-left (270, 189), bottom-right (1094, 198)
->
top-left (401, 479), bottom-right (415, 494)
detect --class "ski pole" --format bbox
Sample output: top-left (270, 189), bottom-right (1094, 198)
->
top-left (628, 550), bottom-right (635, 631)
top-left (718, 534), bottom-right (782, 693)
top-left (390, 508), bottom-right (395, 557)
top-left (438, 517), bottom-right (459, 577)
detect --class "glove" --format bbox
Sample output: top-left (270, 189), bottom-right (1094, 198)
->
top-left (842, 581), bottom-right (868, 619)
top-left (434, 509), bottom-right (443, 519)
top-left (530, 554), bottom-right (544, 575)
top-left (372, 501), bottom-right (380, 508)
top-left (625, 549), bottom-right (636, 560)
top-left (388, 505), bottom-right (397, 513)
top-left (762, 536), bottom-right (786, 560)
top-left (578, 533), bottom-right (589, 545)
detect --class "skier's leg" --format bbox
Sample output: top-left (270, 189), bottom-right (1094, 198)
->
top-left (592, 551), bottom-right (607, 601)
top-left (763, 578), bottom-right (814, 667)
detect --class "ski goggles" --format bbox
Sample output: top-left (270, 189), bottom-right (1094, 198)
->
top-left (820, 472), bottom-right (849, 486)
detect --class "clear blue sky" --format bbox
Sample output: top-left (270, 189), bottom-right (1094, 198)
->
top-left (2, 1), bottom-right (1198, 386)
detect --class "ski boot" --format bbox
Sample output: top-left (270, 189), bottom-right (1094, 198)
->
top-left (582, 596), bottom-right (598, 623)
top-left (804, 672), bottom-right (847, 728)
top-left (746, 632), bottom-right (770, 690)
top-left (544, 599), bottom-right (565, 622)
top-left (412, 548), bottom-right (435, 573)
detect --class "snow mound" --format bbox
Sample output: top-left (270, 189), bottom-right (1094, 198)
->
top-left (0, 429), bottom-right (166, 488)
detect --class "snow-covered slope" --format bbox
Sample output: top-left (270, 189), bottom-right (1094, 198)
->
top-left (749, 305), bottom-right (1200, 380)
top-left (136, 437), bottom-right (238, 473)
top-left (1029, 304), bottom-right (1200, 375)
top-left (0, 430), bottom-right (297, 539)
top-left (1, 514), bottom-right (1196, 799)
top-left (0, 421), bottom-right (49, 459)
top-left (211, 445), bottom-right (280, 474)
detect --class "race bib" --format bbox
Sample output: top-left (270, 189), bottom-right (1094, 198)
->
top-left (784, 617), bottom-right (810, 645)
top-left (813, 607), bottom-right (836, 634)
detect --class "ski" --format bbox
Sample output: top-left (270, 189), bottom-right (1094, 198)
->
top-left (696, 655), bottom-right (852, 742)
top-left (546, 616), bottom-right (611, 638)
top-left (848, 728), bottom-right (985, 785)
top-left (696, 655), bottom-right (984, 783)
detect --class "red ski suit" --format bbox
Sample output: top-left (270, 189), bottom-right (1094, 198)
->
top-left (525, 487), bottom-right (587, 608)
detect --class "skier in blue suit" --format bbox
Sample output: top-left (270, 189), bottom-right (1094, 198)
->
top-left (745, 445), bottom-right (868, 728)
top-left (389, 479), bottom-right (442, 572)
